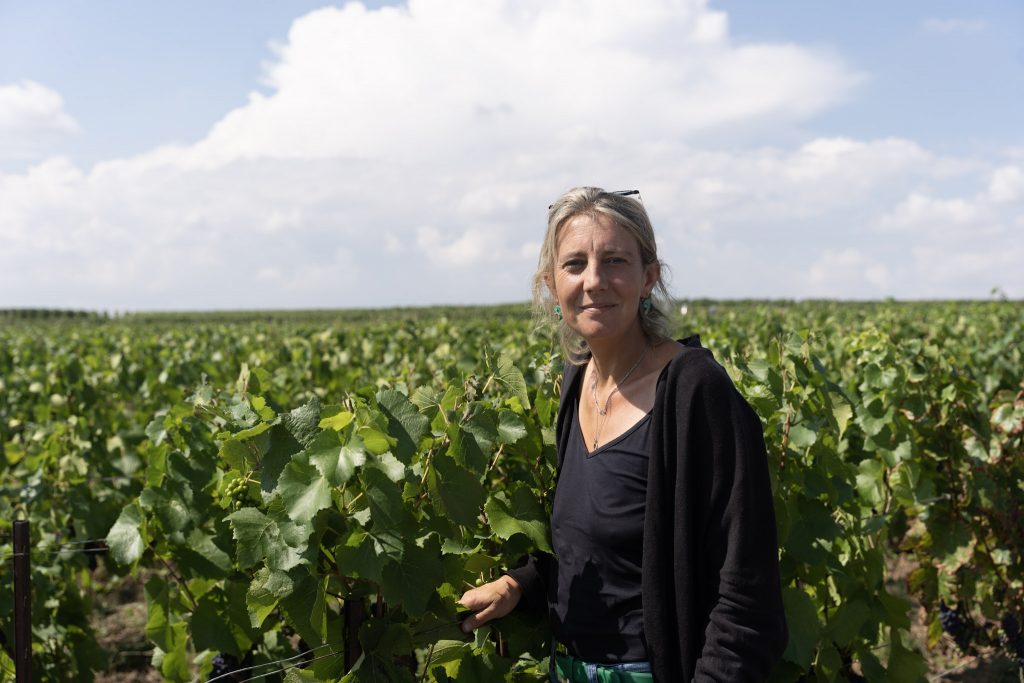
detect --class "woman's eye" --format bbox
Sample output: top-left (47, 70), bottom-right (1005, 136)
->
top-left (563, 260), bottom-right (585, 270)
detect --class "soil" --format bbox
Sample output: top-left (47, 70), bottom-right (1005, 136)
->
top-left (89, 568), bottom-right (161, 683)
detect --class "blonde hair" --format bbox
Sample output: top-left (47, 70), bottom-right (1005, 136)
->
top-left (532, 186), bottom-right (672, 363)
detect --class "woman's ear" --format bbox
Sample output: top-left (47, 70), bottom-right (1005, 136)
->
top-left (643, 262), bottom-right (660, 294)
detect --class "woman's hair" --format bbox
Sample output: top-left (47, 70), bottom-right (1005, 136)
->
top-left (532, 186), bottom-right (673, 363)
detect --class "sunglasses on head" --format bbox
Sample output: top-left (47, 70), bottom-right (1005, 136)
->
top-left (548, 189), bottom-right (641, 210)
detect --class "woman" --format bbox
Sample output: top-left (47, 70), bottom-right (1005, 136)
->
top-left (459, 187), bottom-right (787, 682)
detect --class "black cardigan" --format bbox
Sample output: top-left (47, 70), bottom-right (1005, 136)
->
top-left (508, 337), bottom-right (788, 682)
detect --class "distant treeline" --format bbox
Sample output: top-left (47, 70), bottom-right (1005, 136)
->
top-left (2, 299), bottom-right (1016, 327)
top-left (0, 308), bottom-right (111, 320)
top-left (0, 304), bottom-right (535, 326)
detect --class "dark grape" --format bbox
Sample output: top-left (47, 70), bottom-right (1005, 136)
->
top-left (938, 602), bottom-right (975, 654)
top-left (1001, 613), bottom-right (1024, 671)
top-left (208, 652), bottom-right (240, 681)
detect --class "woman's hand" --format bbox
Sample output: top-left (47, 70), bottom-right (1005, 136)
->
top-left (457, 575), bottom-right (522, 632)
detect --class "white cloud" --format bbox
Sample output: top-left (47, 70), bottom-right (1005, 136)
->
top-left (922, 17), bottom-right (987, 35)
top-left (988, 166), bottom-right (1024, 203)
top-left (0, 0), bottom-right (1019, 308)
top-left (807, 249), bottom-right (892, 296)
top-left (0, 81), bottom-right (79, 160)
top-left (180, 0), bottom-right (862, 168)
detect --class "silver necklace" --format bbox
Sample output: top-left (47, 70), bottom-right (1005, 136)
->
top-left (590, 345), bottom-right (650, 449)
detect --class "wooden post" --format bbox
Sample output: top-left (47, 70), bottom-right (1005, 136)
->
top-left (13, 520), bottom-right (31, 683)
top-left (343, 598), bottom-right (367, 671)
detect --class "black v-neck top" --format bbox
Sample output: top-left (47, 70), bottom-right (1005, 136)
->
top-left (548, 368), bottom-right (661, 663)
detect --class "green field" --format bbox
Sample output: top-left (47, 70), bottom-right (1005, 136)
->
top-left (1, 301), bottom-right (1022, 682)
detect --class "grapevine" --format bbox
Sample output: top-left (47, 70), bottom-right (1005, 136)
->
top-left (0, 302), bottom-right (1021, 680)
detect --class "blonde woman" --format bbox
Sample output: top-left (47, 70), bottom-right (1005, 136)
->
top-left (460, 187), bottom-right (787, 682)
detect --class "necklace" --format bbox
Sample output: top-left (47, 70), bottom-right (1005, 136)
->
top-left (590, 344), bottom-right (650, 449)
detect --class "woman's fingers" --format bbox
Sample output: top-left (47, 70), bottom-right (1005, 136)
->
top-left (458, 576), bottom-right (522, 632)
top-left (461, 601), bottom-right (501, 632)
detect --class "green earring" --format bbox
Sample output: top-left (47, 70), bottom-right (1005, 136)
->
top-left (640, 297), bottom-right (652, 313)
top-left (554, 304), bottom-right (562, 320)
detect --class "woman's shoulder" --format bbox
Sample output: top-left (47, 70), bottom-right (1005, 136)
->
top-left (661, 336), bottom-right (739, 398)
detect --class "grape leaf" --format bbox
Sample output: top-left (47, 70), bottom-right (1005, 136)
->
top-left (106, 501), bottom-right (146, 565)
top-left (307, 429), bottom-right (365, 486)
top-left (277, 454), bottom-right (333, 522)
top-left (377, 388), bottom-right (430, 463)
top-left (484, 482), bottom-right (551, 553)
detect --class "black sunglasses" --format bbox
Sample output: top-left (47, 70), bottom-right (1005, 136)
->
top-left (548, 189), bottom-right (641, 210)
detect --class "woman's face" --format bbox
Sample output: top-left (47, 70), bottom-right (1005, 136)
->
top-left (549, 212), bottom-right (658, 343)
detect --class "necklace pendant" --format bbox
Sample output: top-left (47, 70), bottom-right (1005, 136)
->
top-left (593, 437), bottom-right (598, 449)
top-left (598, 408), bottom-right (607, 416)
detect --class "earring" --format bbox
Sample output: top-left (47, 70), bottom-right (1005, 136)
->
top-left (640, 297), bottom-right (652, 313)
top-left (554, 304), bottom-right (563, 320)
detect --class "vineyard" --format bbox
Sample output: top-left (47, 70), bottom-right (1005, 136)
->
top-left (1, 301), bottom-right (1022, 682)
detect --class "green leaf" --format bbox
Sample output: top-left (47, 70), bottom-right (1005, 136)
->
top-left (450, 425), bottom-right (489, 473)
top-left (247, 567), bottom-right (295, 628)
top-left (261, 422), bottom-right (305, 494)
top-left (234, 421), bottom-right (272, 441)
top-left (781, 585), bottom-right (820, 669)
top-left (227, 505), bottom-right (308, 571)
top-left (496, 410), bottom-right (527, 445)
top-left (175, 527), bottom-right (232, 579)
top-left (363, 466), bottom-right (405, 560)
top-left (277, 454), bottom-right (333, 522)
top-left (832, 399), bottom-right (853, 438)
top-left (279, 572), bottom-right (327, 647)
top-left (484, 482), bottom-right (551, 553)
top-left (283, 397), bottom-right (322, 447)
top-left (334, 530), bottom-right (384, 583)
top-left (427, 453), bottom-right (486, 527)
top-left (424, 639), bottom-right (472, 667)
top-left (144, 577), bottom-right (180, 652)
top-left (856, 459), bottom-right (884, 508)
top-left (307, 429), bottom-right (365, 486)
top-left (825, 598), bottom-right (870, 647)
top-left (377, 388), bottom-right (430, 463)
top-left (788, 424), bottom-right (817, 450)
top-left (106, 501), bottom-right (146, 566)
top-left (494, 352), bottom-right (531, 408)
top-left (886, 632), bottom-right (927, 683)
top-left (381, 536), bottom-right (444, 617)
top-left (156, 622), bottom-right (190, 683)
top-left (191, 585), bottom-right (256, 655)
top-left (319, 409), bottom-right (354, 431)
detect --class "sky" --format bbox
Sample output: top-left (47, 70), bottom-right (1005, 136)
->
top-left (1, 0), bottom-right (1022, 311)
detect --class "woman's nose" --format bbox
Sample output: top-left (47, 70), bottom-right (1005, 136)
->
top-left (583, 261), bottom-right (606, 289)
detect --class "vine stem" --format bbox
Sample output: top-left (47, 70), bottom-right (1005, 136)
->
top-left (157, 556), bottom-right (198, 610)
top-left (485, 444), bottom-right (505, 476)
top-left (419, 641), bottom-right (436, 683)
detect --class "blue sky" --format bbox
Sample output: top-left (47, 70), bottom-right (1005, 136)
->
top-left (1, 0), bottom-right (1022, 309)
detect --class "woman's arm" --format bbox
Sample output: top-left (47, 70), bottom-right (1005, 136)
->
top-left (691, 366), bottom-right (788, 680)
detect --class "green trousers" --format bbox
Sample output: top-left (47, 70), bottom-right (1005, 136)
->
top-left (554, 652), bottom-right (654, 683)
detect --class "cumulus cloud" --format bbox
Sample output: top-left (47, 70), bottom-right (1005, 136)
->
top-left (0, 81), bottom-right (80, 160)
top-left (0, 0), bottom-right (1018, 308)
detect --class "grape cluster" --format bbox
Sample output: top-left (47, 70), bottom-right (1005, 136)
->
top-left (1001, 613), bottom-right (1024, 671)
top-left (208, 652), bottom-right (240, 681)
top-left (938, 602), bottom-right (975, 654)
top-left (223, 477), bottom-right (251, 511)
